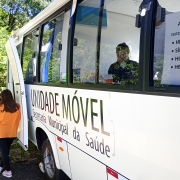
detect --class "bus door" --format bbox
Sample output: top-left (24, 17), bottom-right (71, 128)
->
top-left (5, 38), bottom-right (28, 150)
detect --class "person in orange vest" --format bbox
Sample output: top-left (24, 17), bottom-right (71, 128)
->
top-left (0, 89), bottom-right (20, 178)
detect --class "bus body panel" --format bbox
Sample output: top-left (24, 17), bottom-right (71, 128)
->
top-left (5, 38), bottom-right (28, 149)
top-left (55, 137), bottom-right (72, 178)
top-left (110, 92), bottom-right (180, 179)
top-left (30, 117), bottom-right (62, 169)
top-left (68, 143), bottom-right (107, 180)
top-left (26, 84), bottom-right (180, 180)
top-left (5, 0), bottom-right (180, 179)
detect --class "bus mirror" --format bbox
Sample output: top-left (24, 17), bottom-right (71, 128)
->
top-left (156, 7), bottom-right (166, 23)
top-left (74, 38), bottom-right (78, 46)
top-left (135, 14), bottom-right (141, 28)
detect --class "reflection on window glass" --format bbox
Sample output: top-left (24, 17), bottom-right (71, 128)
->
top-left (73, 0), bottom-right (140, 86)
top-left (40, 14), bottom-right (64, 83)
top-left (22, 29), bottom-right (39, 83)
top-left (100, 0), bottom-right (140, 86)
top-left (154, 0), bottom-right (180, 87)
top-left (73, 0), bottom-right (99, 84)
top-left (107, 43), bottom-right (138, 85)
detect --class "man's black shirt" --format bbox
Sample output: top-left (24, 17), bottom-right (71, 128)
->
top-left (108, 59), bottom-right (138, 83)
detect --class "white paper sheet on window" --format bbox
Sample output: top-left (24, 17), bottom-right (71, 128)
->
top-left (161, 11), bottom-right (180, 85)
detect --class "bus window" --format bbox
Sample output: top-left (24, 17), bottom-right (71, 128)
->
top-left (153, 0), bottom-right (180, 87)
top-left (22, 29), bottom-right (39, 83)
top-left (40, 13), bottom-right (64, 83)
top-left (73, 0), bottom-right (101, 84)
top-left (72, 0), bottom-right (140, 86)
top-left (99, 1), bottom-right (139, 86)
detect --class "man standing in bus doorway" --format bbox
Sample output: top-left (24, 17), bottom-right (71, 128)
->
top-left (108, 42), bottom-right (138, 85)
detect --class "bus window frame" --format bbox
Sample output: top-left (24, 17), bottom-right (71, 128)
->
top-left (21, 28), bottom-right (41, 84)
top-left (68, 0), bottom-right (142, 92)
top-left (21, 3), bottom-right (72, 87)
top-left (144, 0), bottom-right (180, 94)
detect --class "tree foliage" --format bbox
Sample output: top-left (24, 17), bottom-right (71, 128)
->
top-left (0, 0), bottom-right (51, 32)
top-left (0, 0), bottom-right (52, 87)
top-left (0, 27), bottom-right (10, 87)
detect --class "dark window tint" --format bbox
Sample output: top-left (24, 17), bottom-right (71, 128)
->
top-left (73, 1), bottom-right (100, 84)
top-left (22, 29), bottom-right (39, 83)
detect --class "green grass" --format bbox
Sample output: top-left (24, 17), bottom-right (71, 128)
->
top-left (8, 139), bottom-right (42, 163)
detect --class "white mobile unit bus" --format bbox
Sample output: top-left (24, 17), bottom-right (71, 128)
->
top-left (5, 0), bottom-right (180, 179)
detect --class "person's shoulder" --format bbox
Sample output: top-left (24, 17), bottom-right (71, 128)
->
top-left (13, 104), bottom-right (20, 113)
top-left (109, 63), bottom-right (115, 69)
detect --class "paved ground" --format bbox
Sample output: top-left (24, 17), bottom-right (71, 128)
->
top-left (0, 140), bottom-right (47, 179)
top-left (0, 160), bottom-right (46, 180)
top-left (0, 140), bottom-right (69, 180)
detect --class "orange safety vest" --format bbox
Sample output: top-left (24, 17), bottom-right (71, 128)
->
top-left (0, 104), bottom-right (21, 138)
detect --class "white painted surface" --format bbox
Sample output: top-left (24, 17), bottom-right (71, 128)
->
top-left (55, 137), bottom-right (71, 178)
top-left (5, 38), bottom-right (28, 148)
top-left (25, 85), bottom-right (180, 180)
top-left (68, 143), bottom-right (107, 180)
